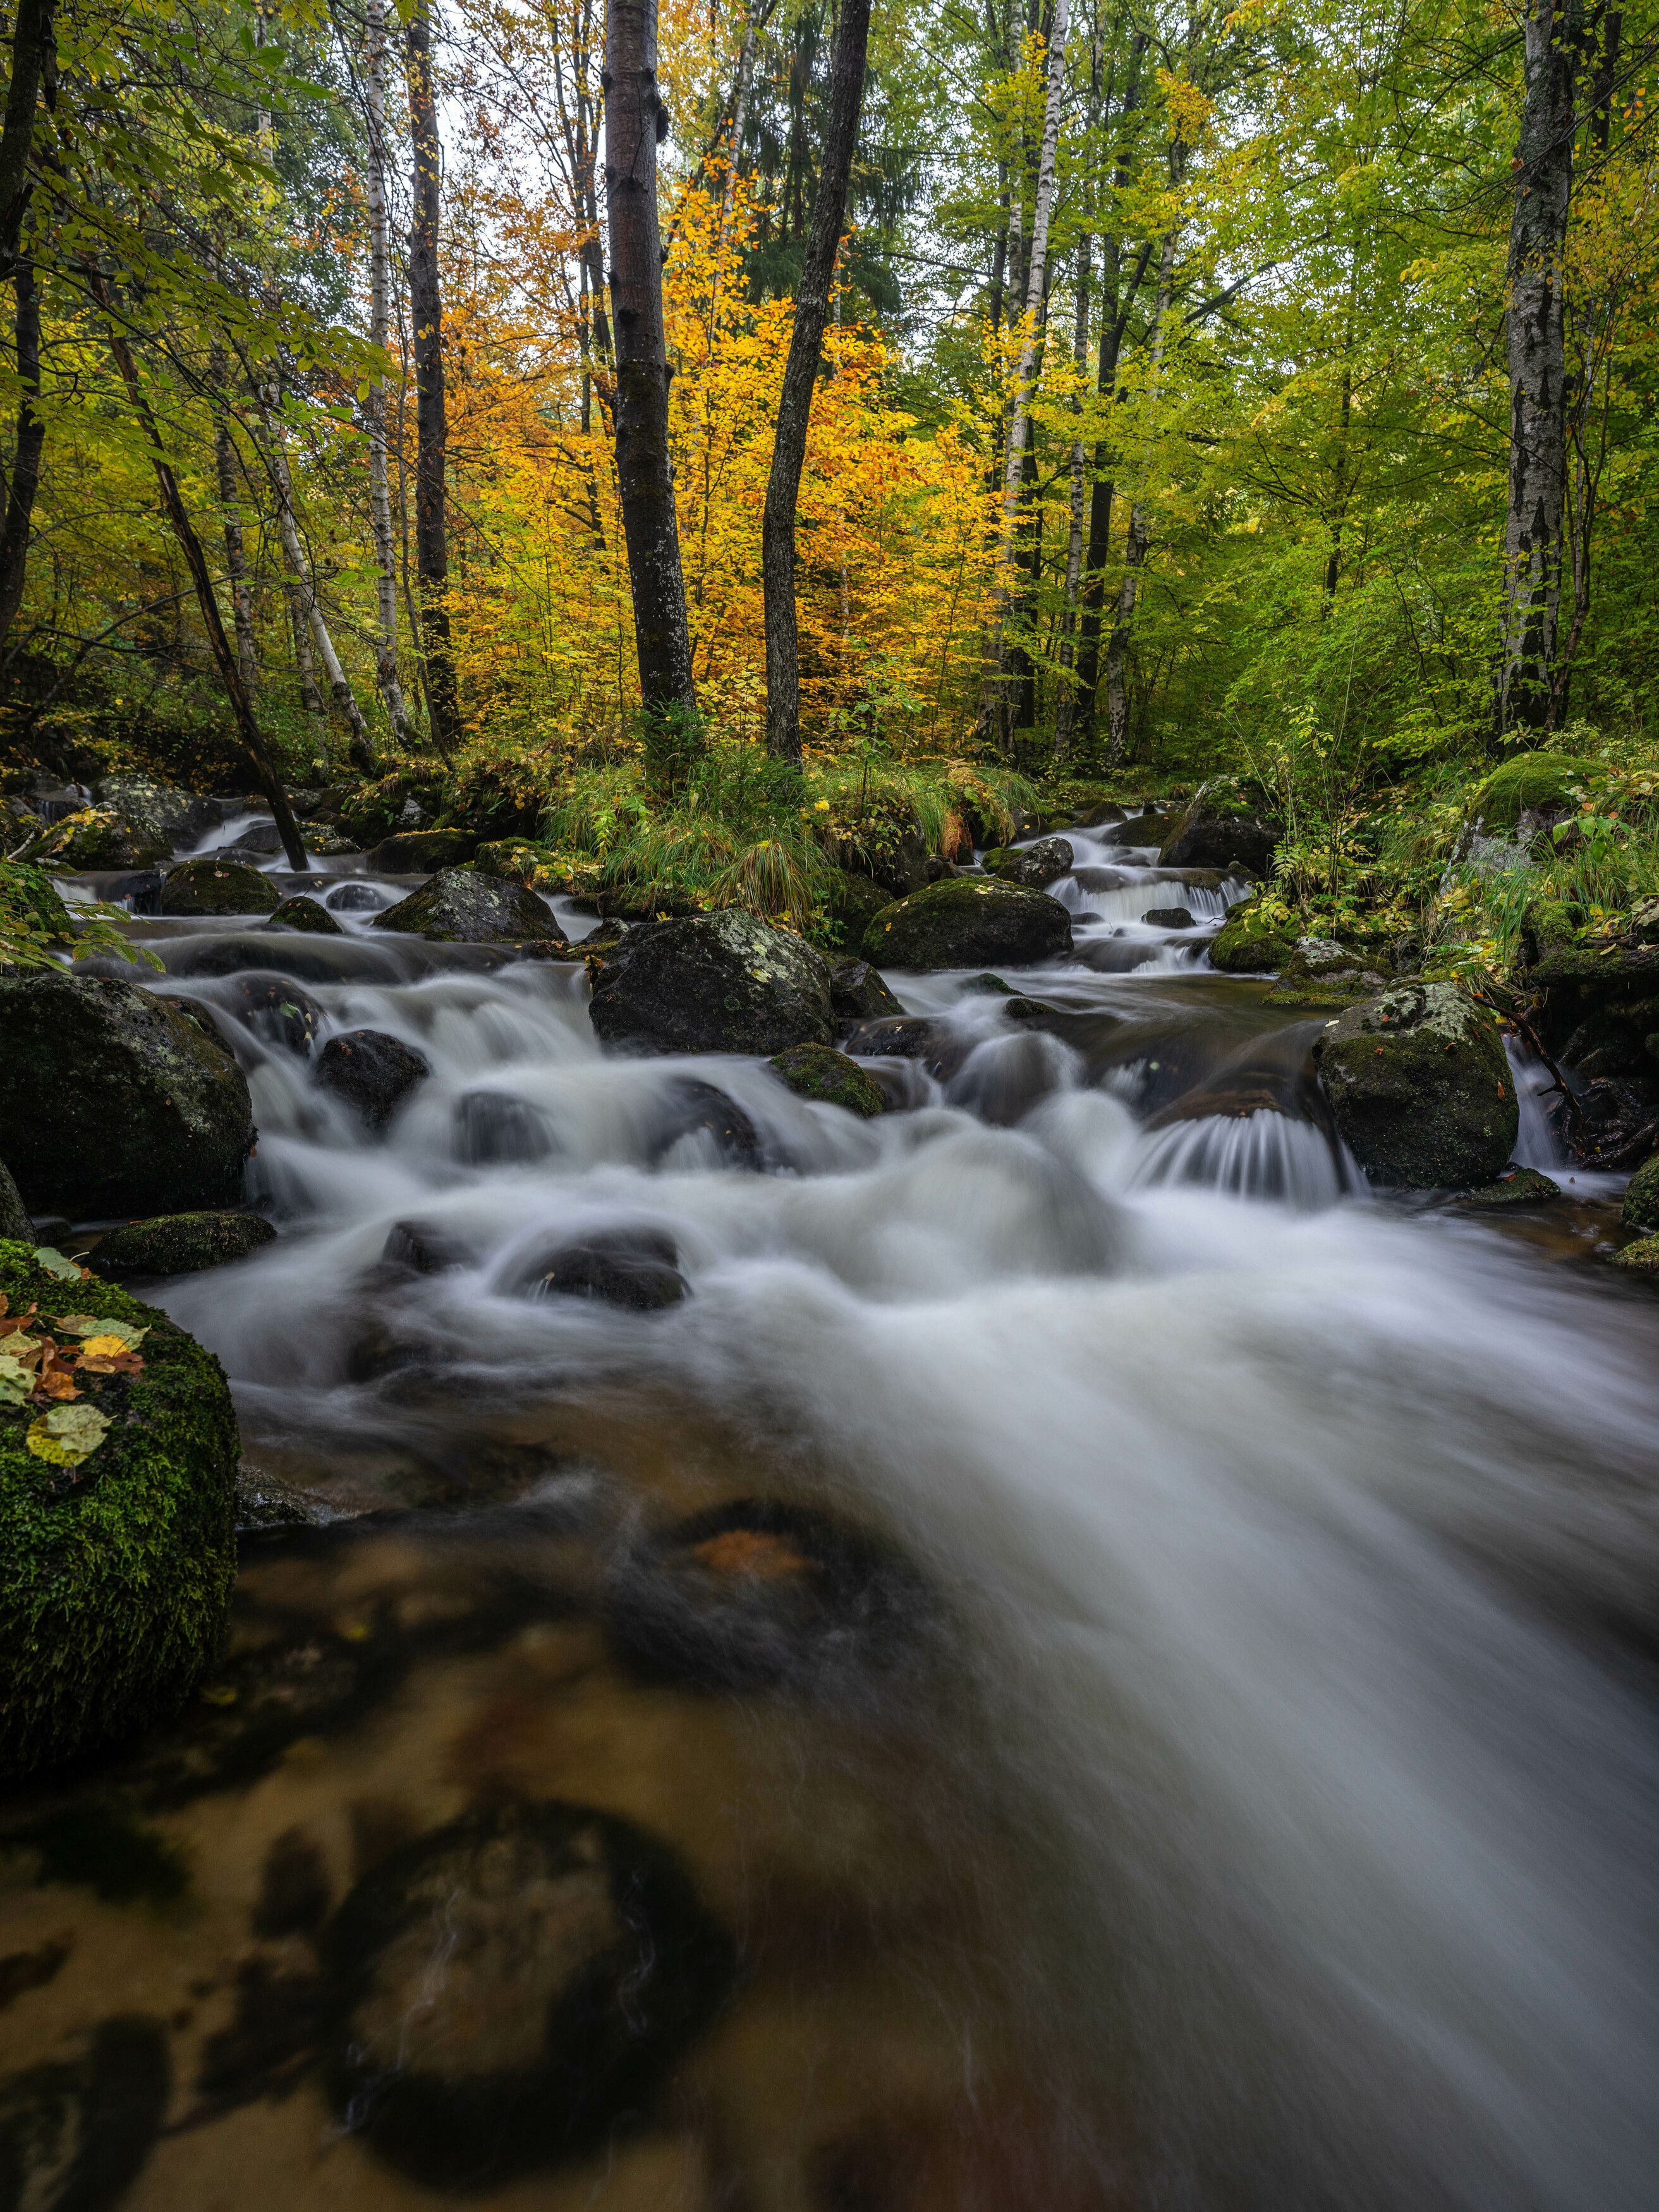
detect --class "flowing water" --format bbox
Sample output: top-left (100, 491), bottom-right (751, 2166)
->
top-left (5, 817), bottom-right (1659, 2211)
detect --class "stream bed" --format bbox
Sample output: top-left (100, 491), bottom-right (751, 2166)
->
top-left (5, 816), bottom-right (1659, 2211)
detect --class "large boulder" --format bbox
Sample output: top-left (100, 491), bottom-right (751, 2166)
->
top-left (1622, 1154), bottom-right (1659, 1232)
top-left (92, 774), bottom-right (221, 852)
top-left (828, 956), bottom-right (902, 1023)
top-left (981, 837), bottom-right (1073, 889)
top-left (1265, 936), bottom-right (1390, 1008)
top-left (821, 865), bottom-right (893, 954)
top-left (1158, 798), bottom-right (1276, 875)
top-left (1313, 981), bottom-right (1518, 1189)
top-left (1208, 895), bottom-right (1297, 974)
top-left (315, 1030), bottom-right (432, 1131)
top-left (588, 910), bottom-right (834, 1055)
top-left (374, 865), bottom-right (562, 944)
top-left (24, 806), bottom-right (173, 872)
top-left (95, 1211), bottom-right (276, 1277)
top-left (0, 970), bottom-right (255, 1217)
top-left (860, 877), bottom-right (1072, 971)
top-left (157, 854), bottom-right (280, 916)
top-left (1467, 751), bottom-right (1596, 839)
top-left (365, 828), bottom-right (480, 873)
top-left (0, 1157), bottom-right (30, 1240)
top-left (0, 1241), bottom-right (239, 1777)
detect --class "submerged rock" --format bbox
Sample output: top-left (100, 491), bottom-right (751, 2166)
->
top-left (1313, 981), bottom-right (1517, 1189)
top-left (454, 1089), bottom-right (553, 1164)
top-left (861, 877), bottom-right (1072, 971)
top-left (265, 894), bottom-right (343, 935)
top-left (535, 1227), bottom-right (688, 1311)
top-left (980, 836), bottom-right (1074, 889)
top-left (96, 1210), bottom-right (277, 1276)
top-left (588, 909), bottom-right (834, 1055)
top-left (1208, 895), bottom-right (1297, 975)
top-left (0, 970), bottom-right (255, 1217)
top-left (1143, 905), bottom-right (1195, 931)
top-left (1449, 1168), bottom-right (1561, 1207)
top-left (0, 1241), bottom-right (239, 1777)
top-left (768, 1041), bottom-right (886, 1115)
top-left (828, 955), bottom-right (902, 1023)
top-left (219, 973), bottom-right (325, 1056)
top-left (157, 854), bottom-right (280, 916)
top-left (315, 1030), bottom-right (431, 1131)
top-left (374, 865), bottom-right (561, 944)
top-left (648, 1078), bottom-right (764, 1167)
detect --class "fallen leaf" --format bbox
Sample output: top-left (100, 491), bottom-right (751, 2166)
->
top-left (32, 1248), bottom-right (83, 1282)
top-left (68, 1323), bottom-right (148, 1352)
top-left (76, 1349), bottom-right (144, 1377)
top-left (0, 1304), bottom-right (40, 1339)
top-left (0, 1358), bottom-right (32, 1406)
top-left (25, 1403), bottom-right (110, 1466)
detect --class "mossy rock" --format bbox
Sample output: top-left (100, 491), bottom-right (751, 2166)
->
top-left (828, 956), bottom-right (902, 1023)
top-left (0, 969), bottom-right (255, 1218)
top-left (157, 855), bottom-right (280, 916)
top-left (1159, 799), bottom-right (1275, 875)
top-left (1265, 935), bottom-right (1389, 1009)
top-left (365, 829), bottom-right (480, 873)
top-left (0, 1241), bottom-right (239, 1777)
top-left (92, 774), bottom-right (221, 851)
top-left (473, 838), bottom-right (568, 892)
top-left (1449, 1167), bottom-right (1561, 1207)
top-left (373, 866), bottom-right (562, 944)
top-left (22, 808), bottom-right (173, 873)
top-left (1469, 751), bottom-right (1597, 835)
top-left (95, 1211), bottom-right (276, 1278)
top-left (818, 865), bottom-right (892, 952)
top-left (1610, 1233), bottom-right (1659, 1277)
top-left (0, 1158), bottom-right (30, 1241)
top-left (589, 911), bottom-right (834, 1055)
top-left (265, 894), bottom-right (343, 935)
top-left (767, 1042), bottom-right (885, 1116)
top-left (1621, 1154), bottom-right (1659, 1232)
top-left (981, 838), bottom-right (1073, 889)
top-left (860, 877), bottom-right (1071, 971)
top-left (1208, 896), bottom-right (1297, 975)
top-left (1313, 981), bottom-right (1518, 1189)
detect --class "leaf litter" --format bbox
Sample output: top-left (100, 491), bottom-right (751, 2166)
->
top-left (0, 1285), bottom-right (147, 1469)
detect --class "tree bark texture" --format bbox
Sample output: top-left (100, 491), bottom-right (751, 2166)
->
top-left (605, 0), bottom-right (698, 722)
top-left (1053, 236), bottom-right (1091, 763)
top-left (0, 257), bottom-right (44, 652)
top-left (760, 0), bottom-right (872, 765)
top-left (0, 0), bottom-right (53, 279)
top-left (364, 0), bottom-right (412, 743)
top-left (407, 1), bottom-right (461, 753)
top-left (1497, 0), bottom-right (1582, 737)
top-left (212, 412), bottom-right (258, 696)
top-left (1104, 214), bottom-right (1177, 764)
top-left (976, 0), bottom-right (1069, 751)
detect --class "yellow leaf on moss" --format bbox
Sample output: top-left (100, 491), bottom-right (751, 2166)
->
top-left (25, 1402), bottom-right (111, 1466)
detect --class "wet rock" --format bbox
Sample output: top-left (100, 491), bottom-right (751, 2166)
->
top-left (1208, 895), bottom-right (1297, 975)
top-left (0, 1244), bottom-right (239, 1777)
top-left (303, 828), bottom-right (361, 857)
top-left (1611, 1233), bottom-right (1659, 1277)
top-left (840, 1014), bottom-right (945, 1060)
top-left (160, 933), bottom-right (414, 985)
top-left (219, 973), bottom-right (325, 1055)
top-left (823, 864), bottom-right (896, 952)
top-left (322, 1802), bottom-right (736, 2187)
top-left (0, 1157), bottom-right (29, 1241)
top-left (1448, 1168), bottom-right (1561, 1207)
top-left (224, 820), bottom-right (284, 855)
top-left (649, 1078), bottom-right (764, 1168)
top-left (828, 956), bottom-right (902, 1023)
top-left (946, 1030), bottom-right (1076, 1125)
top-left (157, 854), bottom-right (280, 916)
top-left (0, 969), bottom-right (255, 1216)
top-left (0, 2017), bottom-right (169, 2209)
top-left (381, 1218), bottom-right (467, 1273)
top-left (767, 1042), bottom-right (886, 1115)
top-left (326, 881), bottom-right (387, 913)
top-left (861, 878), bottom-right (1072, 971)
top-left (92, 774), bottom-right (222, 851)
top-left (980, 836), bottom-right (1074, 889)
top-left (316, 1030), bottom-right (431, 1132)
top-left (1266, 936), bottom-right (1390, 1008)
top-left (1158, 798), bottom-right (1277, 875)
top-left (454, 1090), bottom-right (554, 1165)
top-left (374, 865), bottom-right (562, 944)
top-left (266, 894), bottom-right (343, 935)
top-left (960, 971), bottom-right (1016, 997)
top-left (1313, 981), bottom-right (1518, 1189)
top-left (22, 806), bottom-right (174, 872)
top-left (1572, 1077), bottom-right (1659, 1167)
top-left (536, 1227), bottom-right (688, 1311)
top-left (96, 1211), bottom-right (277, 1276)
top-left (473, 837), bottom-right (566, 889)
top-left (365, 828), bottom-right (480, 873)
top-left (95, 866), bottom-right (166, 913)
top-left (1621, 1153), bottom-right (1659, 1231)
top-left (1143, 904), bottom-right (1195, 930)
top-left (588, 909), bottom-right (834, 1055)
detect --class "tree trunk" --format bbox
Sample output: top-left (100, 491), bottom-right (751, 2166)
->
top-left (1104, 215), bottom-right (1177, 764)
top-left (605, 0), bottom-right (698, 731)
top-left (213, 415), bottom-right (258, 696)
top-left (407, 1), bottom-right (462, 753)
top-left (1053, 236), bottom-right (1091, 763)
top-left (975, 0), bottom-right (1070, 751)
top-left (90, 276), bottom-right (309, 870)
top-left (0, 257), bottom-right (45, 652)
top-left (0, 0), bottom-right (54, 281)
top-left (289, 588), bottom-right (327, 725)
top-left (760, 0), bottom-right (873, 766)
top-left (364, 0), bottom-right (413, 744)
top-left (1496, 0), bottom-right (1582, 738)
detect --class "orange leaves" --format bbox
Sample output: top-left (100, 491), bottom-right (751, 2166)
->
top-left (0, 1293), bottom-right (144, 1430)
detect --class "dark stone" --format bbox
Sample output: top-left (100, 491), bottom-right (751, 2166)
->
top-left (98, 868), bottom-right (166, 913)
top-left (95, 1211), bottom-right (277, 1277)
top-left (0, 2017), bottom-right (169, 2211)
top-left (219, 974), bottom-right (325, 1056)
top-left (823, 865), bottom-right (897, 952)
top-left (374, 865), bottom-right (561, 944)
top-left (839, 1016), bottom-right (943, 1060)
top-left (0, 1158), bottom-right (29, 1241)
top-left (537, 1228), bottom-right (688, 1311)
top-left (1159, 801), bottom-right (1277, 875)
top-left (325, 882), bottom-right (387, 913)
top-left (0, 969), bottom-right (255, 1216)
top-left (1142, 905), bottom-right (1195, 930)
top-left (959, 971), bottom-right (1015, 997)
top-left (23, 807), bottom-right (173, 872)
top-left (1448, 1167), bottom-right (1561, 1207)
top-left (649, 1078), bottom-right (763, 1167)
top-left (980, 836), bottom-right (1074, 889)
top-left (157, 856), bottom-right (280, 916)
top-left (381, 1219), bottom-right (467, 1273)
top-left (266, 894), bottom-right (343, 935)
top-left (454, 1090), bottom-right (553, 1164)
top-left (315, 1030), bottom-right (432, 1131)
top-left (861, 877), bottom-right (1072, 971)
top-left (768, 1042), bottom-right (886, 1115)
top-left (222, 821), bottom-right (283, 856)
top-left (1313, 981), bottom-right (1518, 1189)
top-left (588, 909), bottom-right (834, 1055)
top-left (365, 829), bottom-right (481, 873)
top-left (828, 956), bottom-right (902, 1022)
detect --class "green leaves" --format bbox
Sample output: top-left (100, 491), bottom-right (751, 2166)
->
top-left (25, 1402), bottom-right (112, 1468)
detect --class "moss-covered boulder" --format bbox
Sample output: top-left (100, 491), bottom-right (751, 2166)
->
top-left (0, 969), bottom-right (255, 1217)
top-left (981, 837), bottom-right (1074, 889)
top-left (92, 774), bottom-right (221, 852)
top-left (157, 854), bottom-right (280, 916)
top-left (820, 865), bottom-right (893, 952)
top-left (767, 1042), bottom-right (886, 1115)
top-left (0, 1157), bottom-right (30, 1241)
top-left (1208, 896), bottom-right (1297, 975)
top-left (0, 1241), bottom-right (238, 1777)
top-left (374, 865), bottom-right (562, 944)
top-left (95, 1211), bottom-right (276, 1277)
top-left (861, 877), bottom-right (1072, 971)
top-left (1610, 1234), bottom-right (1659, 1277)
top-left (1469, 751), bottom-right (1596, 836)
top-left (1449, 1167), bottom-right (1561, 1206)
top-left (1265, 935), bottom-right (1390, 1008)
top-left (589, 910), bottom-right (834, 1055)
top-left (23, 807), bottom-right (173, 872)
top-left (266, 893), bottom-right (343, 935)
top-left (1159, 798), bottom-right (1275, 875)
top-left (473, 837), bottom-right (568, 891)
top-left (1313, 981), bottom-right (1518, 1189)
top-left (1621, 1154), bottom-right (1659, 1232)
top-left (365, 828), bottom-right (480, 873)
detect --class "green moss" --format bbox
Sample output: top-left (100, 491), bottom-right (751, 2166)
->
top-left (1621, 1155), bottom-right (1659, 1232)
top-left (1471, 752), bottom-right (1597, 833)
top-left (157, 856), bottom-right (279, 916)
top-left (266, 894), bottom-right (343, 935)
top-left (0, 1240), bottom-right (239, 1778)
top-left (95, 1212), bottom-right (276, 1278)
top-left (860, 877), bottom-right (1071, 970)
top-left (1611, 1232), bottom-right (1659, 1277)
top-left (23, 808), bottom-right (172, 872)
top-left (1208, 896), bottom-right (1297, 975)
top-left (1313, 981), bottom-right (1517, 1189)
top-left (1450, 1167), bottom-right (1561, 1206)
top-left (767, 1043), bottom-right (886, 1116)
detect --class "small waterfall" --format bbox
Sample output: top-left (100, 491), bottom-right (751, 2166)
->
top-left (1128, 1107), bottom-right (1358, 1206)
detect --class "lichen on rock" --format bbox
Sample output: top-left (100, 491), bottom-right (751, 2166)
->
top-left (860, 876), bottom-right (1071, 971)
top-left (1313, 980), bottom-right (1518, 1189)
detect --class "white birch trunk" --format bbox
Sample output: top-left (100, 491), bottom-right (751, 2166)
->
top-left (363, 0), bottom-right (412, 743)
